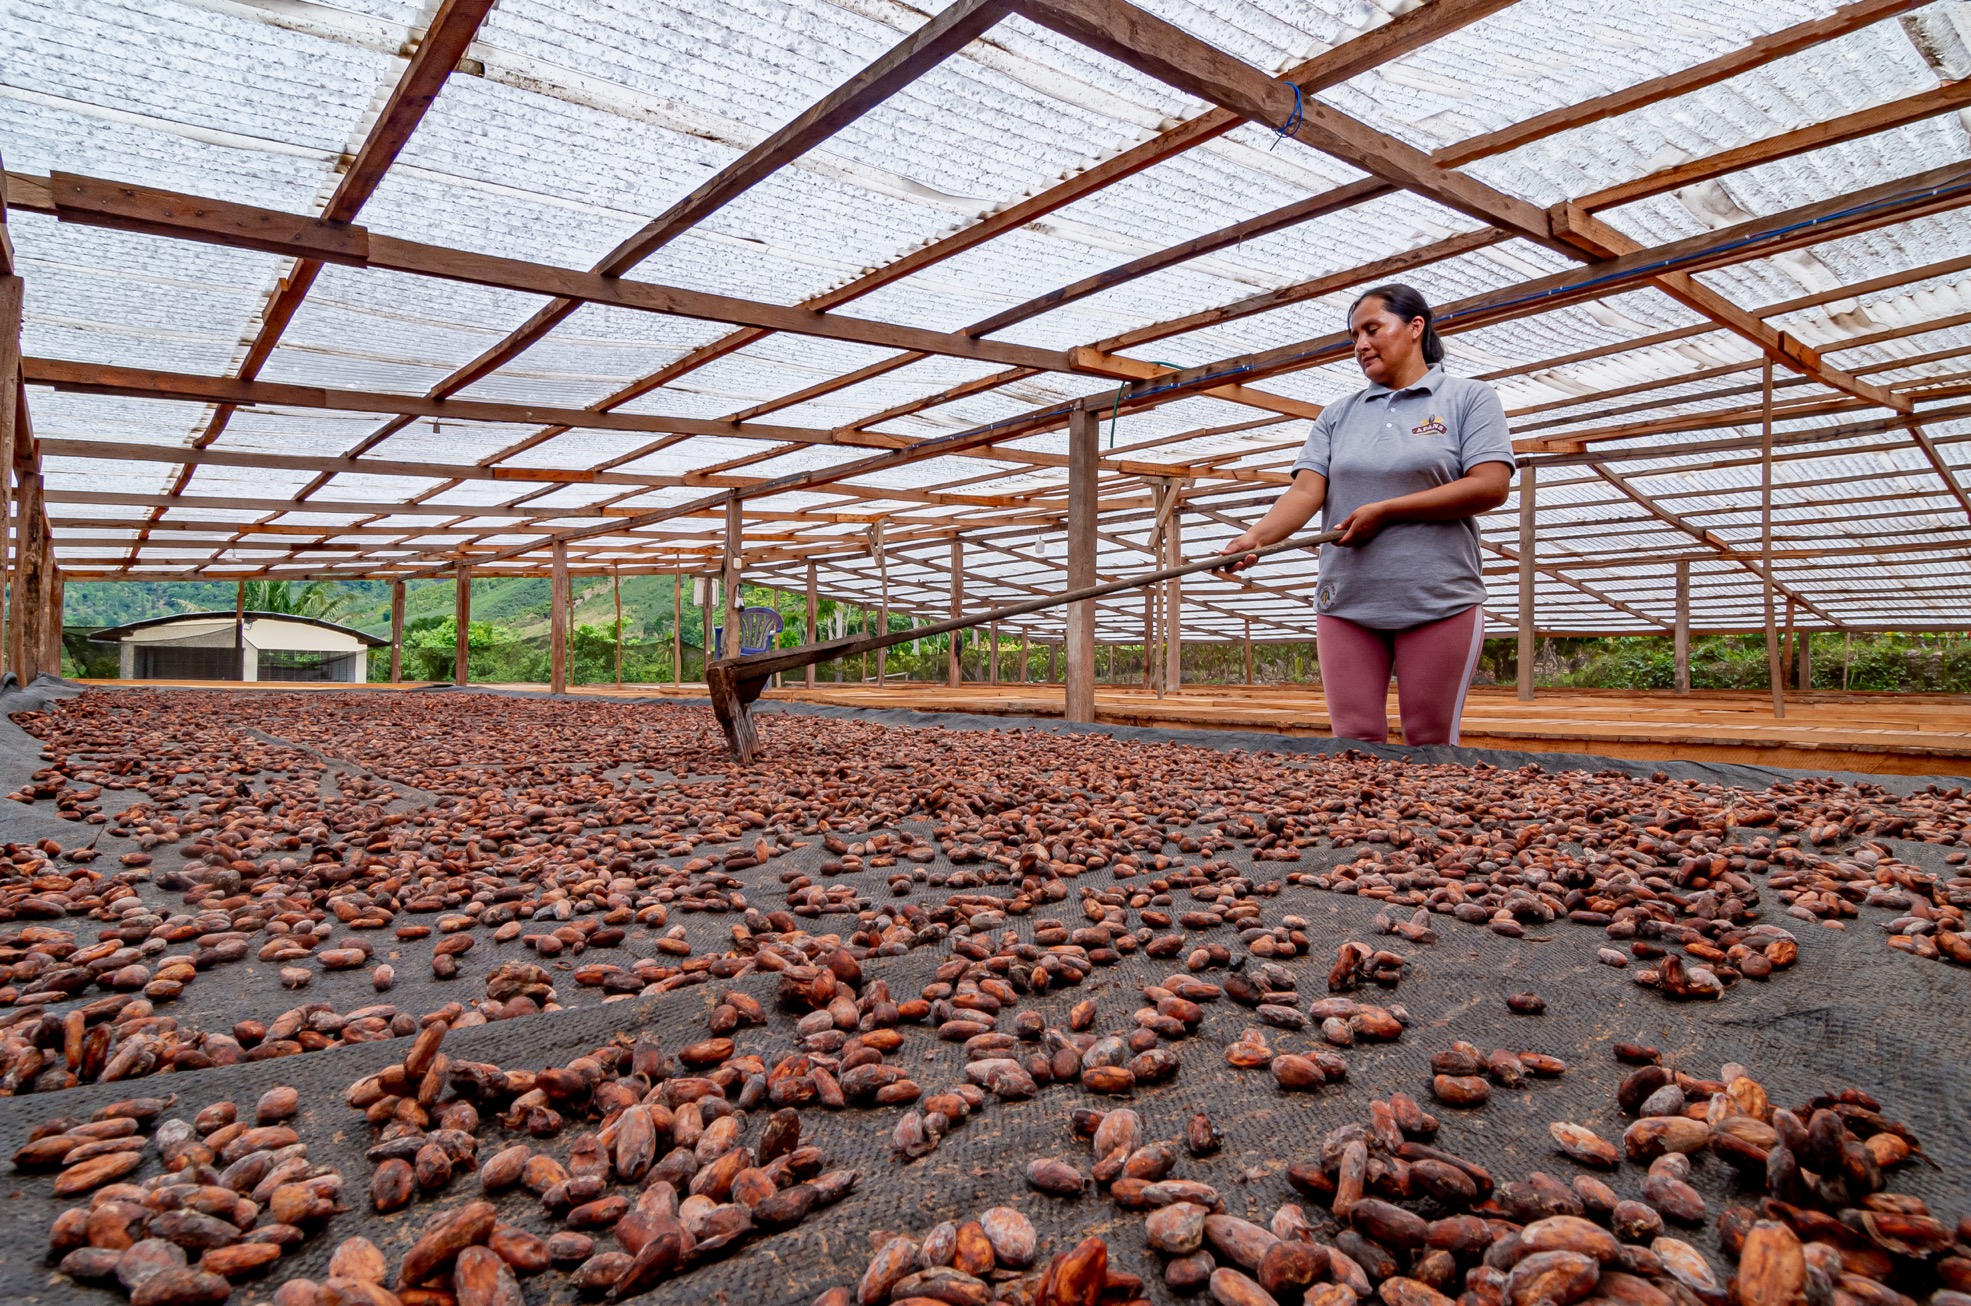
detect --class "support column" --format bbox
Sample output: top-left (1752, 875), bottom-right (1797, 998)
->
top-left (805, 562), bottom-right (818, 689)
top-left (234, 579), bottom-right (246, 682)
top-left (873, 523), bottom-right (889, 684)
top-left (43, 566), bottom-right (60, 678)
top-left (1163, 502), bottom-right (1182, 692)
top-left (1797, 622), bottom-right (1812, 691)
top-left (1065, 409), bottom-right (1097, 723)
top-left (698, 575), bottom-right (714, 682)
top-left (989, 622), bottom-right (999, 685)
top-left (1142, 590), bottom-right (1155, 690)
top-left (1782, 598), bottom-right (1798, 693)
top-left (1673, 560), bottom-right (1690, 695)
top-left (722, 497), bottom-right (743, 660)
top-left (1019, 630), bottom-right (1029, 684)
top-left (613, 567), bottom-right (622, 687)
top-left (0, 273), bottom-right (18, 682)
top-left (1517, 462), bottom-right (1536, 702)
top-left (389, 579), bottom-right (405, 683)
top-left (12, 467), bottom-right (42, 680)
top-left (454, 561), bottom-right (470, 686)
top-left (947, 537), bottom-right (963, 687)
top-left (550, 540), bottom-right (569, 694)
top-left (1047, 641), bottom-right (1058, 684)
top-left (671, 572), bottom-right (683, 687)
top-left (1244, 619), bottom-right (1253, 686)
top-left (1760, 358), bottom-right (1784, 719)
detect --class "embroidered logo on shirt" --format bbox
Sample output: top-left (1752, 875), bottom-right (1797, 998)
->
top-left (1410, 415), bottom-right (1448, 437)
top-left (1318, 583), bottom-right (1335, 610)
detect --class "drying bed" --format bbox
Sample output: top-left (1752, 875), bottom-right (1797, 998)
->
top-left (0, 683), bottom-right (1965, 1306)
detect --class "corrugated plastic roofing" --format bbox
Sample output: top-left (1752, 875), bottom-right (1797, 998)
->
top-left (3, 0), bottom-right (1971, 638)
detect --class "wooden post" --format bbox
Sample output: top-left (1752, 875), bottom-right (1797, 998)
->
top-left (722, 496), bottom-right (743, 660)
top-left (1065, 409), bottom-right (1097, 722)
top-left (1244, 618), bottom-right (1253, 686)
top-left (1164, 501), bottom-right (1182, 692)
top-left (0, 273), bottom-right (18, 682)
top-left (1048, 640), bottom-right (1058, 684)
top-left (1142, 589), bottom-right (1155, 691)
top-left (1673, 560), bottom-right (1690, 694)
top-left (698, 575), bottom-right (714, 683)
top-left (805, 562), bottom-right (818, 689)
top-left (1843, 631), bottom-right (1852, 691)
top-left (12, 468), bottom-right (41, 680)
top-left (1797, 621), bottom-right (1812, 691)
top-left (1019, 629), bottom-right (1029, 684)
top-left (1782, 597), bottom-right (1797, 693)
top-left (672, 572), bottom-right (683, 687)
top-left (989, 621), bottom-right (999, 685)
top-left (1760, 356), bottom-right (1784, 719)
top-left (613, 567), bottom-right (622, 687)
top-left (389, 579), bottom-right (404, 682)
top-left (873, 523), bottom-right (889, 685)
top-left (44, 567), bottom-right (61, 678)
top-left (234, 579), bottom-right (246, 682)
top-left (550, 540), bottom-right (569, 693)
top-left (947, 538), bottom-right (963, 687)
top-left (454, 561), bottom-right (470, 686)
top-left (1517, 462), bottom-right (1535, 702)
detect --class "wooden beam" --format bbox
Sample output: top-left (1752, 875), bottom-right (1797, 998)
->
top-left (421, 0), bottom-right (1013, 400)
top-left (1065, 409), bottom-right (1097, 723)
top-left (550, 539), bottom-right (569, 694)
top-left (1550, 205), bottom-right (1911, 413)
top-left (722, 498), bottom-right (743, 661)
top-left (19, 172), bottom-right (1119, 377)
top-left (965, 177), bottom-right (1392, 339)
top-left (1435, 0), bottom-right (1929, 168)
top-left (366, 0), bottom-right (1517, 482)
top-left (1578, 77), bottom-right (1971, 213)
top-left (1004, 0), bottom-right (1561, 247)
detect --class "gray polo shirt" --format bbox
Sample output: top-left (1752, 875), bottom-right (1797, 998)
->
top-left (1290, 364), bottom-right (1516, 630)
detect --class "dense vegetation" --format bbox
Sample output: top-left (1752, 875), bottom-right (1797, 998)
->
top-left (55, 580), bottom-right (1971, 692)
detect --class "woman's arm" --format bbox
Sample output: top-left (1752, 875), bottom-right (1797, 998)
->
top-left (1333, 460), bottom-right (1512, 546)
top-left (1214, 469), bottom-right (1327, 572)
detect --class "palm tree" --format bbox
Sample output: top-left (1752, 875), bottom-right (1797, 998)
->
top-left (239, 580), bottom-right (349, 622)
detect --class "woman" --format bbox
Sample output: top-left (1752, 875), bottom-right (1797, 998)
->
top-left (1217, 284), bottom-right (1514, 746)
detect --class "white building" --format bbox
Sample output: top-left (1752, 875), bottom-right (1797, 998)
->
top-left (90, 612), bottom-right (382, 682)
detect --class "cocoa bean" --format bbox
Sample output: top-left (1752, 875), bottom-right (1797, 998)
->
top-left (1505, 1251), bottom-right (1599, 1306)
top-left (396, 1200), bottom-right (496, 1288)
top-left (1025, 1158), bottom-right (1087, 1196)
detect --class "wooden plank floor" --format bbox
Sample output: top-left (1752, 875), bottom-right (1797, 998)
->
top-left (71, 678), bottom-right (1971, 776)
top-left (754, 682), bottom-right (1971, 776)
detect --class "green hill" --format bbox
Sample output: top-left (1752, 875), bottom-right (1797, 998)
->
top-left (61, 574), bottom-right (719, 641)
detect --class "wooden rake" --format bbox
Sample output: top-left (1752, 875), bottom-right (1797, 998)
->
top-left (706, 528), bottom-right (1341, 763)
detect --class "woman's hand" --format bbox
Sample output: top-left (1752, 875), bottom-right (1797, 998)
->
top-left (1214, 531), bottom-right (1264, 574)
top-left (1334, 500), bottom-right (1392, 547)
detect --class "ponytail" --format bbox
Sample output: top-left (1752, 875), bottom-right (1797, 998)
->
top-left (1350, 283), bottom-right (1443, 365)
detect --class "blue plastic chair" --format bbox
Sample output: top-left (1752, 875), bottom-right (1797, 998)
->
top-left (713, 606), bottom-right (784, 657)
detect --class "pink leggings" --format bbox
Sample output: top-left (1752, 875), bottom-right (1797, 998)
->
top-left (1316, 606), bottom-right (1485, 746)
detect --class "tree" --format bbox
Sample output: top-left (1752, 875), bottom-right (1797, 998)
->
top-left (240, 580), bottom-right (350, 622)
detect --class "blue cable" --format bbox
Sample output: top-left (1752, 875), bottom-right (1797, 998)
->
top-left (1111, 362), bottom-right (1187, 448)
top-left (1271, 84), bottom-right (1303, 150)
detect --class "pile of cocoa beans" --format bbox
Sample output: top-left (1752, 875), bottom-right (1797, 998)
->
top-left (30, 1085), bottom-right (343, 1302)
top-left (815, 1207), bottom-right (1044, 1305)
top-left (342, 1016), bottom-right (861, 1300)
top-left (1428, 1041), bottom-right (1566, 1108)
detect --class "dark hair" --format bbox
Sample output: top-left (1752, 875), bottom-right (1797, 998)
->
top-left (1349, 283), bottom-right (1444, 365)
